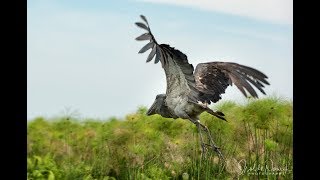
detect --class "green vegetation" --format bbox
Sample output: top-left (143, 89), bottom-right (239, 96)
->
top-left (27, 97), bottom-right (292, 179)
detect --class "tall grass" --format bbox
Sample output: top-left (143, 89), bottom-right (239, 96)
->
top-left (27, 97), bottom-right (293, 179)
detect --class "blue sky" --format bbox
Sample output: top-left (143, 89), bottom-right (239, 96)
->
top-left (27, 0), bottom-right (292, 120)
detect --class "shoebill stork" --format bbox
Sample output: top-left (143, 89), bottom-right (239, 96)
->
top-left (135, 15), bottom-right (269, 159)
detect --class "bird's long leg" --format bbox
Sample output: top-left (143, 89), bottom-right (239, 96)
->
top-left (186, 117), bottom-right (207, 157)
top-left (196, 121), bottom-right (207, 156)
top-left (198, 123), bottom-right (225, 162)
top-left (188, 117), bottom-right (224, 161)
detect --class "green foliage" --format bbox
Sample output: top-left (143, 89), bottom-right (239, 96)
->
top-left (27, 97), bottom-right (293, 179)
top-left (265, 139), bottom-right (278, 151)
top-left (27, 154), bottom-right (61, 180)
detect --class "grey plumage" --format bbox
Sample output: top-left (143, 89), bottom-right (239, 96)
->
top-left (135, 33), bottom-right (152, 41)
top-left (138, 41), bottom-right (154, 53)
top-left (135, 15), bottom-right (270, 158)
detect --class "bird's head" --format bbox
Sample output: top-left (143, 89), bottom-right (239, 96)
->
top-left (146, 94), bottom-right (166, 116)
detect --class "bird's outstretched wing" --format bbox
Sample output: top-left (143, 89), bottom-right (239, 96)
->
top-left (135, 15), bottom-right (198, 100)
top-left (194, 62), bottom-right (270, 104)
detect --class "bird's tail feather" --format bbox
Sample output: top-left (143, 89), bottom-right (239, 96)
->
top-left (206, 109), bottom-right (227, 122)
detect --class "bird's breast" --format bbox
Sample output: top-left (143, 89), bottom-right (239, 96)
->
top-left (165, 95), bottom-right (204, 119)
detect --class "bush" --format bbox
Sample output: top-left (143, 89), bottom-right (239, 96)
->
top-left (27, 97), bottom-right (292, 179)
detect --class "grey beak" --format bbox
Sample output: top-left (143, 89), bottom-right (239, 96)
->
top-left (146, 102), bottom-right (156, 115)
top-left (146, 108), bottom-right (153, 115)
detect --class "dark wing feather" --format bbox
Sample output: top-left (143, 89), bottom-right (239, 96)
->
top-left (138, 41), bottom-right (154, 53)
top-left (230, 70), bottom-right (258, 97)
top-left (154, 46), bottom-right (161, 64)
top-left (135, 22), bottom-right (149, 31)
top-left (140, 15), bottom-right (149, 25)
top-left (135, 15), bottom-right (196, 99)
top-left (146, 45), bottom-right (157, 62)
top-left (135, 33), bottom-right (152, 41)
top-left (194, 62), bottom-right (269, 103)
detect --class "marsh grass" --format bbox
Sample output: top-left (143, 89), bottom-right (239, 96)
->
top-left (27, 97), bottom-right (292, 179)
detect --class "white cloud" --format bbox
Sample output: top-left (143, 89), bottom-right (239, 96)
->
top-left (140, 0), bottom-right (293, 24)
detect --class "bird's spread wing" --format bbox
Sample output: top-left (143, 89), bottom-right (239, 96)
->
top-left (135, 15), bottom-right (198, 100)
top-left (194, 62), bottom-right (270, 104)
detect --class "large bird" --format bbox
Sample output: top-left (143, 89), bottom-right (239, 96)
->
top-left (135, 15), bottom-right (269, 158)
